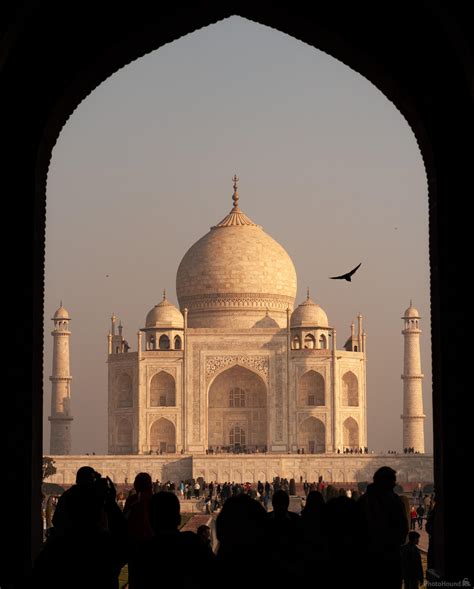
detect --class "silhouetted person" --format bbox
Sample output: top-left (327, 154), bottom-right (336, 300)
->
top-left (123, 472), bottom-right (153, 520)
top-left (125, 472), bottom-right (154, 589)
top-left (51, 465), bottom-right (97, 533)
top-left (33, 466), bottom-right (127, 588)
top-left (300, 490), bottom-right (329, 583)
top-left (51, 466), bottom-right (125, 539)
top-left (400, 494), bottom-right (411, 534)
top-left (401, 531), bottom-right (423, 588)
top-left (425, 497), bottom-right (437, 571)
top-left (133, 492), bottom-right (212, 588)
top-left (358, 466), bottom-right (409, 589)
top-left (265, 489), bottom-right (303, 582)
top-left (215, 494), bottom-right (269, 587)
top-left (196, 523), bottom-right (215, 558)
top-left (325, 495), bottom-right (367, 587)
top-left (45, 495), bottom-right (54, 531)
top-left (416, 504), bottom-right (425, 529)
top-left (410, 505), bottom-right (418, 530)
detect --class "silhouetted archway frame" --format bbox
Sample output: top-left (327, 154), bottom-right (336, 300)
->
top-left (2, 3), bottom-right (471, 583)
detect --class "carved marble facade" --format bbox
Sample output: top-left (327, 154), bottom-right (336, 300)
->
top-left (108, 327), bottom-right (367, 455)
top-left (107, 184), bottom-right (369, 456)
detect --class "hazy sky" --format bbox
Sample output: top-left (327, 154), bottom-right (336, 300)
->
top-left (43, 16), bottom-right (432, 455)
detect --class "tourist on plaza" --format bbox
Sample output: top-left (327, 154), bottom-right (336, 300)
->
top-left (33, 466), bottom-right (127, 588)
top-left (123, 472), bottom-right (153, 517)
top-left (358, 466), bottom-right (409, 589)
top-left (423, 494), bottom-right (431, 513)
top-left (194, 480), bottom-right (201, 498)
top-left (265, 490), bottom-right (303, 582)
top-left (133, 492), bottom-right (213, 588)
top-left (215, 494), bottom-right (269, 586)
top-left (401, 531), bottom-right (424, 589)
top-left (325, 495), bottom-right (366, 587)
top-left (186, 482), bottom-right (192, 499)
top-left (425, 497), bottom-right (437, 570)
top-left (300, 489), bottom-right (328, 579)
top-left (45, 495), bottom-right (54, 530)
top-left (52, 466), bottom-right (125, 540)
top-left (410, 505), bottom-right (418, 530)
top-left (416, 504), bottom-right (425, 529)
top-left (125, 472), bottom-right (154, 589)
top-left (196, 524), bottom-right (215, 558)
top-left (400, 494), bottom-right (411, 531)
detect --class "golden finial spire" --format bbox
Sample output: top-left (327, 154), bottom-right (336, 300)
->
top-left (163, 288), bottom-right (167, 301)
top-left (232, 174), bottom-right (239, 209)
top-left (214, 176), bottom-right (257, 227)
top-left (307, 287), bottom-right (310, 300)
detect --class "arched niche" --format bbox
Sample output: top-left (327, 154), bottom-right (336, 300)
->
top-left (298, 370), bottom-right (325, 406)
top-left (150, 417), bottom-right (176, 453)
top-left (299, 416), bottom-right (325, 454)
top-left (208, 364), bottom-right (267, 451)
top-left (343, 417), bottom-right (359, 449)
top-left (342, 371), bottom-right (359, 406)
top-left (150, 371), bottom-right (176, 406)
top-left (117, 418), bottom-right (132, 453)
top-left (117, 373), bottom-right (133, 407)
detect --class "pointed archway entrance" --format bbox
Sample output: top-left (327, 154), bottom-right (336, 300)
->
top-left (150, 417), bottom-right (176, 453)
top-left (208, 365), bottom-right (267, 451)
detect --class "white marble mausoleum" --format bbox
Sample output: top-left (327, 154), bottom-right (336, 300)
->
top-left (48, 177), bottom-right (432, 484)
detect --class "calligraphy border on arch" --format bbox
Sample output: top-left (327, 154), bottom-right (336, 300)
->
top-left (205, 355), bottom-right (269, 385)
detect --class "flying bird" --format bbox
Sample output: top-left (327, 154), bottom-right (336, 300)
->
top-left (330, 262), bottom-right (362, 282)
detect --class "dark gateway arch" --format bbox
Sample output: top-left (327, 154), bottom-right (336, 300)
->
top-left (1, 2), bottom-right (472, 584)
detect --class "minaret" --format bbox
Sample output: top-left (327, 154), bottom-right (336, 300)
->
top-left (109, 312), bottom-right (129, 354)
top-left (49, 302), bottom-right (73, 454)
top-left (401, 301), bottom-right (425, 452)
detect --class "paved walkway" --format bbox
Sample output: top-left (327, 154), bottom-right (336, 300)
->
top-left (181, 514), bottom-right (213, 533)
top-left (411, 522), bottom-right (429, 552)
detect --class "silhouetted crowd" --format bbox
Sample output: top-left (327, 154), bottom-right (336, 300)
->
top-left (34, 465), bottom-right (430, 589)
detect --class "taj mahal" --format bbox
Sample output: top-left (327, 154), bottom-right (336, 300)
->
top-left (47, 177), bottom-right (433, 485)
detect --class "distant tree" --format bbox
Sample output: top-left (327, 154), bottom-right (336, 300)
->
top-left (42, 456), bottom-right (57, 480)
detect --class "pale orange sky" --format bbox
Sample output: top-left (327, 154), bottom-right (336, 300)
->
top-left (43, 16), bottom-right (432, 454)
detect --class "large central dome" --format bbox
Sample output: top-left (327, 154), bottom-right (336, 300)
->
top-left (176, 178), bottom-right (297, 328)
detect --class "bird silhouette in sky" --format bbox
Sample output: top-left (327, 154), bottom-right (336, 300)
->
top-left (330, 262), bottom-right (362, 282)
